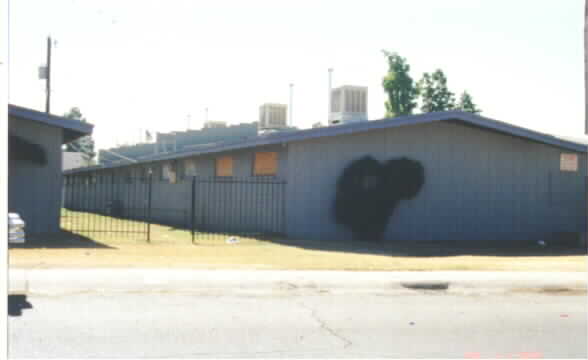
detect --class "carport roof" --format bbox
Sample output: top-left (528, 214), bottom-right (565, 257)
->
top-left (64, 111), bottom-right (588, 175)
top-left (9, 104), bottom-right (94, 143)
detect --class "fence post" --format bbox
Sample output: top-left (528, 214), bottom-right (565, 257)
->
top-left (147, 171), bottom-right (153, 243)
top-left (191, 176), bottom-right (196, 244)
top-left (281, 180), bottom-right (287, 237)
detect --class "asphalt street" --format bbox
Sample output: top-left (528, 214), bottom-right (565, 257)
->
top-left (8, 291), bottom-right (587, 358)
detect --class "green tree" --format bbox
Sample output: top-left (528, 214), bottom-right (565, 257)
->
top-left (381, 50), bottom-right (418, 117)
top-left (456, 91), bottom-right (481, 114)
top-left (64, 107), bottom-right (96, 163)
top-left (418, 69), bottom-right (456, 112)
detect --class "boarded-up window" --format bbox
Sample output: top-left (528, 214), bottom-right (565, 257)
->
top-left (216, 156), bottom-right (233, 177)
top-left (254, 152), bottom-right (278, 176)
top-left (560, 153), bottom-right (578, 172)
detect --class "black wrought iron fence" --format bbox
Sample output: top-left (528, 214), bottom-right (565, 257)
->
top-left (62, 174), bottom-right (287, 243)
top-left (189, 176), bottom-right (287, 243)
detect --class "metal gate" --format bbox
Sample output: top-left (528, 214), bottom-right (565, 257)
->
top-left (61, 175), bottom-right (152, 240)
top-left (189, 176), bottom-right (287, 243)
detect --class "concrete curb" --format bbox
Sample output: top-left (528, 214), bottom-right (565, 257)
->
top-left (8, 269), bottom-right (588, 295)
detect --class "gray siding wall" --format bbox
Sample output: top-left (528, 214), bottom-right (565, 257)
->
top-left (9, 117), bottom-right (64, 234)
top-left (107, 144), bottom-right (289, 180)
top-left (65, 145), bottom-right (288, 234)
top-left (175, 144), bottom-right (289, 179)
top-left (285, 121), bottom-right (587, 242)
top-left (64, 121), bottom-right (587, 242)
top-left (146, 145), bottom-right (288, 233)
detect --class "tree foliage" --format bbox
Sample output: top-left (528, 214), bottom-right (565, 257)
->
top-left (64, 107), bottom-right (96, 162)
top-left (456, 91), bottom-right (481, 114)
top-left (418, 69), bottom-right (456, 112)
top-left (381, 50), bottom-right (483, 116)
top-left (381, 51), bottom-right (418, 117)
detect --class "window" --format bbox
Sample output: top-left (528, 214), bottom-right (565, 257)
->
top-left (216, 156), bottom-right (233, 177)
top-left (185, 159), bottom-right (197, 177)
top-left (254, 152), bottom-right (278, 176)
top-left (162, 162), bottom-right (178, 183)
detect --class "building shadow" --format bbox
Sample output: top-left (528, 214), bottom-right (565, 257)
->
top-left (8, 295), bottom-right (33, 317)
top-left (11, 230), bottom-right (116, 249)
top-left (260, 237), bottom-right (587, 257)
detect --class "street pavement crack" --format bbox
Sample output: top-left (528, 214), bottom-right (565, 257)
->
top-left (298, 301), bottom-right (352, 349)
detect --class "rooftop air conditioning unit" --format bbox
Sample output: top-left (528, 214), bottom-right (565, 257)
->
top-left (329, 85), bottom-right (368, 126)
top-left (204, 121), bottom-right (227, 129)
top-left (259, 103), bottom-right (288, 133)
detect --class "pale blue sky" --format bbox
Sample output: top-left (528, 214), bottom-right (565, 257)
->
top-left (8, 0), bottom-right (585, 150)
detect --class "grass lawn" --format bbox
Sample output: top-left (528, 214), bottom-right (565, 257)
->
top-left (8, 211), bottom-right (588, 271)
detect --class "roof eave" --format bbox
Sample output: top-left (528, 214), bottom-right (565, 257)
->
top-left (62, 111), bottom-right (588, 176)
top-left (9, 105), bottom-right (94, 143)
top-left (450, 112), bottom-right (588, 153)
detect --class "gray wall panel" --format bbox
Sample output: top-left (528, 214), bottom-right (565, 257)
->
top-left (286, 121), bottom-right (587, 242)
top-left (9, 117), bottom-right (63, 234)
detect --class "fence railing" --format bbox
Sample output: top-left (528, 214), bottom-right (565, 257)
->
top-left (62, 175), bottom-right (287, 243)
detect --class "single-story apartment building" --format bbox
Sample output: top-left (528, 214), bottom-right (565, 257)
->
top-left (9, 104), bottom-right (93, 234)
top-left (64, 111), bottom-right (587, 243)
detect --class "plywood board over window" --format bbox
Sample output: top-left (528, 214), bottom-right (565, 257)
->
top-left (216, 156), bottom-right (233, 177)
top-left (560, 153), bottom-right (578, 172)
top-left (254, 151), bottom-right (278, 176)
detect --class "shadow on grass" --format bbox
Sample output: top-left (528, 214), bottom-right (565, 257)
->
top-left (148, 222), bottom-right (587, 257)
top-left (52, 208), bottom-right (588, 257)
top-left (8, 295), bottom-right (33, 317)
top-left (260, 237), bottom-right (587, 258)
top-left (12, 230), bottom-right (116, 249)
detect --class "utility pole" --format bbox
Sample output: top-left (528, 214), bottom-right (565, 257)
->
top-left (289, 83), bottom-right (293, 127)
top-left (45, 36), bottom-right (52, 114)
top-left (585, 0), bottom-right (588, 249)
top-left (328, 68), bottom-right (333, 121)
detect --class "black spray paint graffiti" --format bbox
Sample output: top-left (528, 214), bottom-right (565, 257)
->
top-left (334, 156), bottom-right (425, 241)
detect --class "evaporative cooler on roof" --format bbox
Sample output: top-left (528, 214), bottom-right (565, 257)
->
top-left (329, 85), bottom-right (368, 126)
top-left (259, 103), bottom-right (288, 132)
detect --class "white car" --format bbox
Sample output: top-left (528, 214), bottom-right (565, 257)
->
top-left (8, 213), bottom-right (25, 244)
